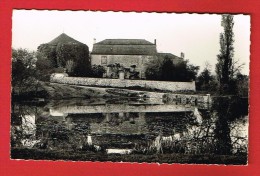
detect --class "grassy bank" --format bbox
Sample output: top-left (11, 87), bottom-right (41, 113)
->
top-left (12, 82), bottom-right (116, 100)
top-left (12, 80), bottom-right (199, 101)
top-left (11, 148), bottom-right (247, 165)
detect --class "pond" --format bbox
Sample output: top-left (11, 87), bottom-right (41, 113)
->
top-left (11, 97), bottom-right (248, 164)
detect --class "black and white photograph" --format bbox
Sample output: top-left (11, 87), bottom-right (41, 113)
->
top-left (11, 10), bottom-right (250, 164)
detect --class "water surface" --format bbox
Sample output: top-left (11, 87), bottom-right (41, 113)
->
top-left (11, 97), bottom-right (248, 164)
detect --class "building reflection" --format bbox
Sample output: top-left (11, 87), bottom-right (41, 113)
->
top-left (11, 98), bottom-right (248, 156)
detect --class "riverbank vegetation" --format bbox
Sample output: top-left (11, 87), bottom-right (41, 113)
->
top-left (11, 148), bottom-right (247, 165)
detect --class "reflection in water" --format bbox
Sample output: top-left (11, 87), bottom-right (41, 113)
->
top-left (107, 149), bottom-right (133, 154)
top-left (11, 97), bottom-right (248, 163)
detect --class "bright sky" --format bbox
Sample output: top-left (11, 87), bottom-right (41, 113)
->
top-left (12, 10), bottom-right (250, 75)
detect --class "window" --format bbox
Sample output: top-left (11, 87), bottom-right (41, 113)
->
top-left (101, 56), bottom-right (107, 65)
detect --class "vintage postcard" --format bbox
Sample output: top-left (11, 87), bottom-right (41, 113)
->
top-left (11, 10), bottom-right (250, 165)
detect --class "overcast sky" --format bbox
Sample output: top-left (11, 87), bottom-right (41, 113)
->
top-left (12, 10), bottom-right (250, 75)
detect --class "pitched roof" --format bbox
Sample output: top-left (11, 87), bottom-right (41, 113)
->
top-left (157, 52), bottom-right (183, 65)
top-left (48, 33), bottom-right (83, 45)
top-left (92, 39), bottom-right (157, 55)
top-left (95, 39), bottom-right (154, 45)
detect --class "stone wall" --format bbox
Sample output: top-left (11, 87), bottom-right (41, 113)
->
top-left (50, 104), bottom-right (195, 114)
top-left (50, 74), bottom-right (196, 92)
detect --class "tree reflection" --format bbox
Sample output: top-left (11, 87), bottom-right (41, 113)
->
top-left (141, 97), bottom-right (248, 156)
top-left (11, 97), bottom-right (248, 163)
top-left (213, 96), bottom-right (248, 155)
top-left (11, 104), bottom-right (40, 148)
top-left (214, 114), bottom-right (232, 155)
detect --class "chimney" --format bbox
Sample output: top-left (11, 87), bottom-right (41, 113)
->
top-left (154, 39), bottom-right (156, 45)
top-left (180, 52), bottom-right (185, 59)
top-left (93, 38), bottom-right (96, 44)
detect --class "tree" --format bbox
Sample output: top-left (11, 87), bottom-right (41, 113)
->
top-left (236, 73), bottom-right (249, 97)
top-left (161, 56), bottom-right (175, 81)
top-left (184, 61), bottom-right (200, 81)
top-left (12, 48), bottom-right (37, 70)
top-left (196, 62), bottom-right (215, 91)
top-left (36, 51), bottom-right (59, 81)
top-left (37, 44), bottom-right (58, 67)
top-left (36, 51), bottom-right (56, 70)
top-left (145, 58), bottom-right (162, 80)
top-left (56, 43), bottom-right (91, 77)
top-left (216, 15), bottom-right (237, 94)
top-left (90, 65), bottom-right (105, 78)
top-left (164, 59), bottom-right (199, 82)
top-left (12, 48), bottom-right (38, 96)
top-left (145, 56), bottom-right (199, 82)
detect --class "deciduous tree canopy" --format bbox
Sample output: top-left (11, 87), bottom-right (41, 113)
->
top-left (145, 56), bottom-right (199, 82)
top-left (12, 48), bottom-right (38, 96)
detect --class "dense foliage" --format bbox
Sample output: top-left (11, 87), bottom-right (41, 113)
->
top-left (196, 63), bottom-right (218, 92)
top-left (12, 48), bottom-right (39, 97)
top-left (37, 44), bottom-right (57, 68)
top-left (36, 42), bottom-right (91, 79)
top-left (216, 15), bottom-right (237, 94)
top-left (235, 73), bottom-right (249, 97)
top-left (90, 65), bottom-right (106, 78)
top-left (56, 43), bottom-right (91, 76)
top-left (145, 56), bottom-right (199, 82)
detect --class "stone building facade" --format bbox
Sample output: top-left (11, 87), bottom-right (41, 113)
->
top-left (91, 39), bottom-right (157, 79)
top-left (91, 39), bottom-right (183, 79)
